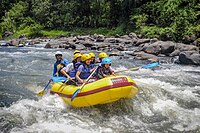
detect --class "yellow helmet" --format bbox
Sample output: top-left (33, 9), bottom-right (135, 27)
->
top-left (74, 53), bottom-right (82, 60)
top-left (74, 50), bottom-right (81, 55)
top-left (89, 52), bottom-right (95, 58)
top-left (81, 54), bottom-right (91, 62)
top-left (98, 52), bottom-right (108, 59)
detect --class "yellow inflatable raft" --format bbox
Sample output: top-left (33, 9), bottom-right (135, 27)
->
top-left (50, 75), bottom-right (138, 107)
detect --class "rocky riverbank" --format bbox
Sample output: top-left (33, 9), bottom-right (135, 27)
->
top-left (1, 33), bottom-right (200, 65)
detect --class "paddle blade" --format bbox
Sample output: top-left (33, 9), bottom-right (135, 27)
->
top-left (36, 81), bottom-right (51, 97)
top-left (71, 88), bottom-right (81, 101)
top-left (51, 76), bottom-right (67, 82)
top-left (141, 62), bottom-right (159, 69)
top-left (36, 90), bottom-right (45, 96)
top-left (129, 67), bottom-right (140, 71)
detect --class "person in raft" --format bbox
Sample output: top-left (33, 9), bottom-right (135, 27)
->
top-left (76, 54), bottom-right (96, 84)
top-left (60, 53), bottom-right (82, 81)
top-left (53, 51), bottom-right (69, 77)
top-left (89, 52), bottom-right (97, 68)
top-left (97, 52), bottom-right (108, 63)
top-left (95, 57), bottom-right (115, 79)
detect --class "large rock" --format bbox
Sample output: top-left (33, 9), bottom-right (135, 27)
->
top-left (179, 51), bottom-right (200, 65)
top-left (135, 39), bottom-right (150, 46)
top-left (44, 43), bottom-right (52, 48)
top-left (9, 39), bottom-right (20, 46)
top-left (150, 38), bottom-right (158, 43)
top-left (74, 44), bottom-right (85, 50)
top-left (133, 51), bottom-right (159, 62)
top-left (76, 35), bottom-right (95, 41)
top-left (116, 45), bottom-right (126, 51)
top-left (128, 32), bottom-right (137, 39)
top-left (0, 42), bottom-right (9, 46)
top-left (105, 38), bottom-right (121, 43)
top-left (44, 40), bottom-right (70, 48)
top-left (175, 43), bottom-right (199, 52)
top-left (82, 41), bottom-right (95, 47)
top-left (142, 42), bottom-right (161, 55)
top-left (97, 43), bottom-right (110, 49)
top-left (170, 49), bottom-right (180, 57)
top-left (120, 35), bottom-right (132, 40)
top-left (160, 41), bottom-right (175, 55)
top-left (93, 34), bottom-right (105, 42)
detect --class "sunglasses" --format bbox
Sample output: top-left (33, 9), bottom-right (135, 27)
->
top-left (56, 54), bottom-right (62, 56)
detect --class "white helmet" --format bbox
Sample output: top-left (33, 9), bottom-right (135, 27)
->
top-left (55, 51), bottom-right (62, 56)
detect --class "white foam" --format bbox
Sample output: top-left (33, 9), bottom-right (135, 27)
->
top-left (153, 99), bottom-right (200, 131)
top-left (135, 78), bottom-right (200, 103)
top-left (7, 95), bottom-right (66, 122)
top-left (5, 95), bottom-right (101, 133)
top-left (134, 78), bottom-right (200, 131)
top-left (11, 122), bottom-right (94, 133)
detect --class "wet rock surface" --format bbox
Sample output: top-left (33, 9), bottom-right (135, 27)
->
top-left (1, 33), bottom-right (199, 65)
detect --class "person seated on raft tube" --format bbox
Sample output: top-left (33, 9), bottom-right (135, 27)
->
top-left (76, 54), bottom-right (96, 84)
top-left (53, 51), bottom-right (69, 77)
top-left (96, 52), bottom-right (115, 73)
top-left (60, 53), bottom-right (82, 81)
top-left (95, 58), bottom-right (115, 79)
top-left (89, 52), bottom-right (97, 68)
top-left (97, 52), bottom-right (108, 63)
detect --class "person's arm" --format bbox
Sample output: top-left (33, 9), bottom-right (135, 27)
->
top-left (60, 68), bottom-right (72, 80)
top-left (90, 67), bottom-right (96, 73)
top-left (97, 67), bottom-right (104, 78)
top-left (76, 65), bottom-right (85, 83)
top-left (109, 66), bottom-right (115, 75)
top-left (76, 71), bottom-right (84, 83)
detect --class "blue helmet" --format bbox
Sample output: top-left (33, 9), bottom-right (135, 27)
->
top-left (101, 58), bottom-right (112, 65)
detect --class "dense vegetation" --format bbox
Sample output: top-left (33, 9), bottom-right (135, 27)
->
top-left (0, 0), bottom-right (199, 42)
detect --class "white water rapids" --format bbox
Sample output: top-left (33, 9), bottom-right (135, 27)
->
top-left (0, 46), bottom-right (200, 133)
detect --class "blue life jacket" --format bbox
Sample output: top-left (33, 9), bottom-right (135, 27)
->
top-left (53, 58), bottom-right (69, 76)
top-left (89, 63), bottom-right (95, 69)
top-left (68, 62), bottom-right (82, 78)
top-left (79, 64), bottom-right (91, 79)
top-left (95, 66), bottom-right (112, 79)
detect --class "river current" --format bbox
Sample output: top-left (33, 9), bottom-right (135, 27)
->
top-left (0, 45), bottom-right (200, 133)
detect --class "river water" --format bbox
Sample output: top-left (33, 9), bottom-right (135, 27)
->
top-left (0, 45), bottom-right (200, 133)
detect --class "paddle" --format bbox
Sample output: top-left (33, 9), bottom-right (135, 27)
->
top-left (51, 76), bottom-right (67, 82)
top-left (71, 66), bottom-right (99, 101)
top-left (141, 62), bottom-right (159, 68)
top-left (36, 66), bottom-right (66, 96)
top-left (115, 62), bottom-right (159, 73)
top-left (36, 80), bottom-right (51, 96)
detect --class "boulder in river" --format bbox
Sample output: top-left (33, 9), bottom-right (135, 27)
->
top-left (179, 51), bottom-right (200, 65)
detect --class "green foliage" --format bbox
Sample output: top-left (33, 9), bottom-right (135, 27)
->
top-left (139, 26), bottom-right (160, 38)
top-left (40, 30), bottom-right (70, 37)
top-left (0, 1), bottom-right (28, 33)
top-left (0, 17), bottom-right (14, 33)
top-left (184, 24), bottom-right (200, 37)
top-left (10, 23), bottom-right (43, 38)
top-left (0, 0), bottom-right (199, 42)
top-left (131, 0), bottom-right (199, 41)
top-left (130, 14), bottom-right (148, 29)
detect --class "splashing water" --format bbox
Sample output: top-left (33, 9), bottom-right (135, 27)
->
top-left (0, 47), bottom-right (200, 133)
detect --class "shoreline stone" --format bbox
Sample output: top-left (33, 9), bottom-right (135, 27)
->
top-left (1, 33), bottom-right (199, 65)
